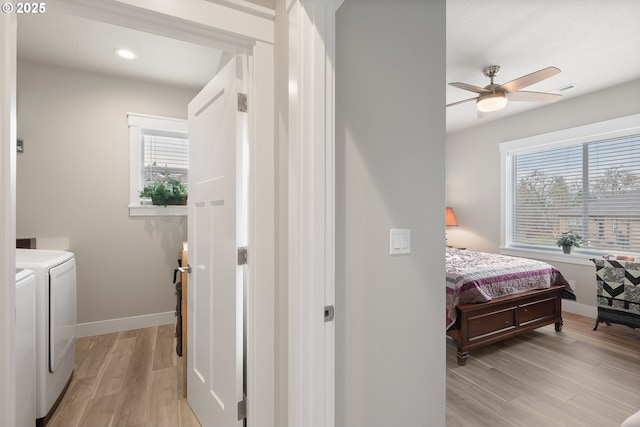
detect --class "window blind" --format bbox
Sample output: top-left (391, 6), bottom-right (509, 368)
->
top-left (142, 134), bottom-right (189, 184)
top-left (509, 134), bottom-right (640, 253)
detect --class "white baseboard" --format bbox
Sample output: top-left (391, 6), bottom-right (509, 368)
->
top-left (76, 311), bottom-right (176, 338)
top-left (562, 300), bottom-right (597, 319)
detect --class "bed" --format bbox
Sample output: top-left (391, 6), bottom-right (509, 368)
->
top-left (446, 248), bottom-right (574, 365)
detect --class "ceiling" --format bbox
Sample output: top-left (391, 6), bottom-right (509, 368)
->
top-left (16, 1), bottom-right (640, 131)
top-left (17, 10), bottom-right (223, 91)
top-left (446, 0), bottom-right (640, 134)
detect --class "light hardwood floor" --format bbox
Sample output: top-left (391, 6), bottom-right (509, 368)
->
top-left (47, 324), bottom-right (200, 427)
top-left (47, 313), bottom-right (639, 427)
top-left (447, 312), bottom-right (640, 427)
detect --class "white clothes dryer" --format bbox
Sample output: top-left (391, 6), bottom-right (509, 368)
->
top-left (16, 249), bottom-right (76, 427)
top-left (16, 268), bottom-right (36, 427)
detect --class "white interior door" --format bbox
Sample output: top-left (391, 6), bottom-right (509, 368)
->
top-left (187, 56), bottom-right (247, 427)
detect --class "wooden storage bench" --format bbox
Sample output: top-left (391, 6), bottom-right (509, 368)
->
top-left (447, 285), bottom-right (564, 365)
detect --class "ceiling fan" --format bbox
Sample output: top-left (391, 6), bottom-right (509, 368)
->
top-left (446, 65), bottom-right (562, 113)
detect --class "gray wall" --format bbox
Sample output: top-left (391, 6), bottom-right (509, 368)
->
top-left (335, 1), bottom-right (446, 426)
top-left (16, 59), bottom-right (196, 324)
top-left (446, 78), bottom-right (640, 306)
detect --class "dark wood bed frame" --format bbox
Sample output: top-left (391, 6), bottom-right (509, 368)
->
top-left (446, 285), bottom-right (565, 365)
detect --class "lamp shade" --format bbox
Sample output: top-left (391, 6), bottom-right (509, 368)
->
top-left (476, 92), bottom-right (507, 112)
top-left (445, 207), bottom-right (458, 226)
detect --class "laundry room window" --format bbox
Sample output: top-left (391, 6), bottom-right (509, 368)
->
top-left (127, 113), bottom-right (189, 216)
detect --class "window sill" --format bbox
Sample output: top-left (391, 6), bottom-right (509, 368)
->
top-left (129, 205), bottom-right (187, 217)
top-left (499, 247), bottom-right (594, 267)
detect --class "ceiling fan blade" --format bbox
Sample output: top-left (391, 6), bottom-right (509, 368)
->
top-left (499, 67), bottom-right (561, 93)
top-left (449, 82), bottom-right (491, 94)
top-left (446, 97), bottom-right (477, 108)
top-left (507, 91), bottom-right (561, 103)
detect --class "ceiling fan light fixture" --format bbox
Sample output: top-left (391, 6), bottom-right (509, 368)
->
top-left (476, 92), bottom-right (507, 112)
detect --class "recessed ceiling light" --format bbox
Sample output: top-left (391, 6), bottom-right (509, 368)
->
top-left (114, 48), bottom-right (137, 60)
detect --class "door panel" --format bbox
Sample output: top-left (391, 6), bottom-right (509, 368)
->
top-left (187, 57), bottom-right (245, 427)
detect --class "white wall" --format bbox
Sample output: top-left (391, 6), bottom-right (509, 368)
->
top-left (16, 59), bottom-right (196, 325)
top-left (446, 78), bottom-right (640, 307)
top-left (335, 1), bottom-right (446, 426)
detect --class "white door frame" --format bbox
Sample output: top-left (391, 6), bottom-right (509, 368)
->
top-left (0, 1), bottom-right (274, 425)
top-left (0, 11), bottom-right (17, 427)
top-left (285, 1), bottom-right (343, 426)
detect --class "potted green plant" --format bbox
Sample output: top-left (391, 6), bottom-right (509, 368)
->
top-left (140, 170), bottom-right (188, 207)
top-left (556, 230), bottom-right (582, 254)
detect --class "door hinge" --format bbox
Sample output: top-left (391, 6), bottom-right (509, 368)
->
top-left (237, 93), bottom-right (248, 112)
top-left (237, 398), bottom-right (247, 421)
top-left (237, 246), bottom-right (248, 265)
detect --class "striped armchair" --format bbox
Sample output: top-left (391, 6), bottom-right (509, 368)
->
top-left (592, 255), bottom-right (640, 330)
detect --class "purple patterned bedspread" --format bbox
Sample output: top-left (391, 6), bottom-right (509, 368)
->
top-left (446, 248), bottom-right (569, 329)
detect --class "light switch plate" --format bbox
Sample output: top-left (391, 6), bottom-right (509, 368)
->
top-left (390, 228), bottom-right (410, 255)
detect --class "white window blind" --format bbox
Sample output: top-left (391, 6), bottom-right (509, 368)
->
top-left (507, 133), bottom-right (640, 253)
top-left (142, 133), bottom-right (189, 184)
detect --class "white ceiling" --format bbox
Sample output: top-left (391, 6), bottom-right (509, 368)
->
top-left (16, 1), bottom-right (640, 129)
top-left (17, 10), bottom-right (223, 91)
top-left (446, 0), bottom-right (640, 134)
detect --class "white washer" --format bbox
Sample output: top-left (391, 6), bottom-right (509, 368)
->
top-left (16, 268), bottom-right (36, 427)
top-left (16, 249), bottom-right (76, 426)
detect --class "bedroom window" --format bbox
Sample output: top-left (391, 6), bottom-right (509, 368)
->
top-left (127, 113), bottom-right (188, 216)
top-left (501, 114), bottom-right (640, 255)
